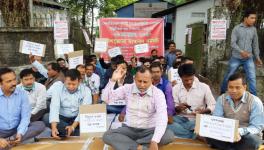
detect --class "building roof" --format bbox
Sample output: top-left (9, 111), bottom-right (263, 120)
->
top-left (152, 0), bottom-right (200, 17)
top-left (115, 0), bottom-right (175, 12)
top-left (33, 0), bottom-right (69, 9)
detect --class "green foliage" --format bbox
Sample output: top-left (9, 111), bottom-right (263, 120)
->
top-left (166, 0), bottom-right (189, 5)
top-left (98, 0), bottom-right (137, 17)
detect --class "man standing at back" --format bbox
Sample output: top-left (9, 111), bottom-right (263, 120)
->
top-left (221, 9), bottom-right (262, 96)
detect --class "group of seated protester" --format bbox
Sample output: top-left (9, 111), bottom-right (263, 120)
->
top-left (0, 52), bottom-right (263, 150)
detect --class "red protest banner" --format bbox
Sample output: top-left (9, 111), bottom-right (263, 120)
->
top-left (99, 18), bottom-right (164, 61)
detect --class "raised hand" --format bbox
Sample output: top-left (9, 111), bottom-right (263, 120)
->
top-left (111, 66), bottom-right (126, 82)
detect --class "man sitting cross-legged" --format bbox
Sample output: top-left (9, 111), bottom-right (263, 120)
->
top-left (102, 66), bottom-right (174, 150)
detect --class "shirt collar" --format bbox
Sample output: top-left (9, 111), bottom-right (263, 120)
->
top-left (239, 23), bottom-right (252, 28)
top-left (225, 91), bottom-right (247, 103)
top-left (154, 78), bottom-right (163, 86)
top-left (63, 84), bottom-right (81, 93)
top-left (132, 84), bottom-right (153, 96)
top-left (0, 87), bottom-right (19, 96)
top-left (180, 78), bottom-right (198, 90)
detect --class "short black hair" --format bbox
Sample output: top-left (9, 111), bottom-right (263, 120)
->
top-left (243, 9), bottom-right (257, 18)
top-left (151, 49), bottom-right (157, 54)
top-left (76, 64), bottom-right (85, 70)
top-left (143, 58), bottom-right (152, 64)
top-left (0, 68), bottom-right (15, 82)
top-left (228, 73), bottom-right (246, 85)
top-left (65, 69), bottom-right (81, 81)
top-left (150, 62), bottom-right (162, 71)
top-left (158, 56), bottom-right (165, 59)
top-left (85, 63), bottom-right (95, 70)
top-left (130, 56), bottom-right (137, 62)
top-left (178, 64), bottom-right (196, 77)
top-left (56, 58), bottom-right (65, 62)
top-left (47, 62), bottom-right (61, 72)
top-left (20, 68), bottom-right (35, 79)
top-left (115, 55), bottom-right (125, 61)
top-left (181, 57), bottom-right (194, 64)
top-left (136, 66), bottom-right (151, 74)
top-left (168, 41), bottom-right (176, 46)
top-left (89, 54), bottom-right (97, 59)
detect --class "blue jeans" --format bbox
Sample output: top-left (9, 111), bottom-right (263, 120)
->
top-left (206, 134), bottom-right (261, 150)
top-left (221, 57), bottom-right (257, 95)
top-left (167, 116), bottom-right (195, 139)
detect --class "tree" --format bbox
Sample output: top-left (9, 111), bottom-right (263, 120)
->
top-left (98, 0), bottom-right (137, 17)
top-left (0, 0), bottom-right (30, 27)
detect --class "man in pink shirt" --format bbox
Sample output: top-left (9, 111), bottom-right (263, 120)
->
top-left (102, 66), bottom-right (174, 150)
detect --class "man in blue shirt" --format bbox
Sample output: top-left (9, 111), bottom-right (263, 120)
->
top-left (0, 68), bottom-right (45, 149)
top-left (43, 69), bottom-right (92, 139)
top-left (207, 73), bottom-right (264, 150)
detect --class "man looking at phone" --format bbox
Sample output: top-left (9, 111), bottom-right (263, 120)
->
top-left (168, 64), bottom-right (216, 139)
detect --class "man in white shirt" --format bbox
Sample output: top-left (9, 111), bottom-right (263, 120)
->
top-left (168, 64), bottom-right (216, 139)
top-left (85, 63), bottom-right (100, 104)
top-left (17, 69), bottom-right (47, 122)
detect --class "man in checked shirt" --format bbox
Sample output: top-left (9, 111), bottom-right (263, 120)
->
top-left (102, 66), bottom-right (174, 150)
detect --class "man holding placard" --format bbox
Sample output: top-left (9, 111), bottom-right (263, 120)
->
top-left (102, 66), bottom-right (174, 150)
top-left (43, 69), bottom-right (92, 139)
top-left (168, 64), bottom-right (215, 139)
top-left (206, 73), bottom-right (264, 150)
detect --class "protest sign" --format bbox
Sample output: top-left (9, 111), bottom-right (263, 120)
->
top-left (108, 47), bottom-right (122, 58)
top-left (210, 20), bottom-right (227, 40)
top-left (54, 44), bottom-right (74, 55)
top-left (168, 68), bottom-right (181, 83)
top-left (94, 38), bottom-right (108, 53)
top-left (134, 43), bottom-right (149, 54)
top-left (100, 18), bottom-right (164, 61)
top-left (54, 20), bottom-right (69, 40)
top-left (19, 40), bottom-right (46, 57)
top-left (80, 104), bottom-right (107, 138)
top-left (68, 50), bottom-right (83, 69)
top-left (195, 114), bottom-right (239, 142)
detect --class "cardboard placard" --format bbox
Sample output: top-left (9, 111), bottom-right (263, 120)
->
top-left (210, 20), bottom-right (227, 40)
top-left (195, 114), bottom-right (239, 143)
top-left (134, 43), bottom-right (149, 54)
top-left (107, 47), bottom-right (122, 58)
top-left (94, 38), bottom-right (108, 53)
top-left (54, 44), bottom-right (74, 55)
top-left (80, 104), bottom-right (107, 138)
top-left (68, 50), bottom-right (83, 69)
top-left (168, 68), bottom-right (181, 82)
top-left (19, 40), bottom-right (46, 57)
top-left (54, 20), bottom-right (69, 40)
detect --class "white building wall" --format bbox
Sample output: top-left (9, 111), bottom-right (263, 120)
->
top-left (174, 0), bottom-right (214, 52)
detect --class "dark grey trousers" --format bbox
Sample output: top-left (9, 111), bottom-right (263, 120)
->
top-left (103, 124), bottom-right (174, 150)
top-left (0, 121), bottom-right (45, 142)
top-left (206, 134), bottom-right (262, 150)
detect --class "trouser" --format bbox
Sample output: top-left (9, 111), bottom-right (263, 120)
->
top-left (167, 116), bottom-right (195, 139)
top-left (103, 124), bottom-right (174, 150)
top-left (107, 105), bottom-right (125, 114)
top-left (221, 56), bottom-right (257, 95)
top-left (30, 109), bottom-right (47, 122)
top-left (0, 121), bottom-right (45, 149)
top-left (43, 113), bottom-right (80, 136)
top-left (206, 134), bottom-right (262, 150)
